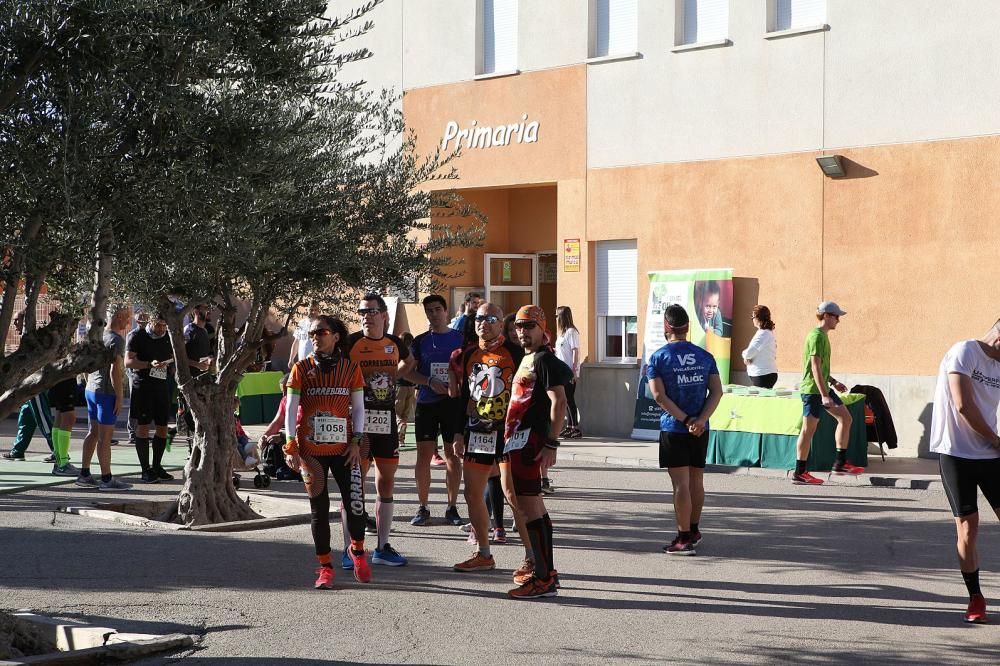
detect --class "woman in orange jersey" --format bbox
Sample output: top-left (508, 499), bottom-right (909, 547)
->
top-left (283, 315), bottom-right (370, 589)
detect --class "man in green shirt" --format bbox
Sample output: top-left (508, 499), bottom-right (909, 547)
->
top-left (793, 301), bottom-right (864, 485)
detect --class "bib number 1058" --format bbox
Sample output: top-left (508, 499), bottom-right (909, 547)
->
top-left (313, 416), bottom-right (347, 444)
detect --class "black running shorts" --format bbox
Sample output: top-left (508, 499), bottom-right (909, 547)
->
top-left (49, 378), bottom-right (78, 413)
top-left (939, 454), bottom-right (1000, 517)
top-left (659, 430), bottom-right (709, 469)
top-left (462, 426), bottom-right (506, 469)
top-left (414, 398), bottom-right (463, 443)
top-left (131, 383), bottom-right (172, 427)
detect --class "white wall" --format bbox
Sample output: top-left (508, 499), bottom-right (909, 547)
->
top-left (824, 0), bottom-right (1000, 148)
top-left (588, 0), bottom-right (826, 168)
top-left (402, 0), bottom-right (477, 89)
top-left (518, 0), bottom-right (589, 72)
top-left (343, 0), bottom-right (403, 97)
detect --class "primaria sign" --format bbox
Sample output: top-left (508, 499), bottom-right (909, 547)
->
top-left (440, 114), bottom-right (540, 151)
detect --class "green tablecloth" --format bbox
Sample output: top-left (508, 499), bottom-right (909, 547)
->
top-left (707, 392), bottom-right (868, 471)
top-left (236, 371), bottom-right (284, 425)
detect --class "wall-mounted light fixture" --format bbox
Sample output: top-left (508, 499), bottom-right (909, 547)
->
top-left (816, 155), bottom-right (846, 178)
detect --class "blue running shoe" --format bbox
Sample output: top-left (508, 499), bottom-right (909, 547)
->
top-left (373, 543), bottom-right (408, 567)
top-left (410, 506), bottom-right (430, 526)
top-left (341, 548), bottom-right (354, 570)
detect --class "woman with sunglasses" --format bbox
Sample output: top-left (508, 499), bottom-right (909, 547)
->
top-left (283, 314), bottom-right (370, 589)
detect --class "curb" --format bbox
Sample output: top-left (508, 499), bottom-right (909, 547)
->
top-left (0, 612), bottom-right (194, 665)
top-left (559, 451), bottom-right (941, 490)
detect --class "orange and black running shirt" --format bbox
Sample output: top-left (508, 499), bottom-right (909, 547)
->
top-left (344, 332), bottom-right (409, 410)
top-left (458, 338), bottom-right (524, 425)
top-left (287, 355), bottom-right (364, 456)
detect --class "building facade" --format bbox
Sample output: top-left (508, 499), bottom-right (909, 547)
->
top-left (347, 0), bottom-right (1000, 457)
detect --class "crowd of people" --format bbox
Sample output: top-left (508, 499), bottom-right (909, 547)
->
top-left (3, 292), bottom-right (1000, 618)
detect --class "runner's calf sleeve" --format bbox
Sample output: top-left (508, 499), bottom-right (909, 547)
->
top-left (52, 428), bottom-right (70, 466)
top-left (152, 436), bottom-right (167, 469)
top-left (376, 497), bottom-right (393, 549)
top-left (135, 438), bottom-right (151, 471)
top-left (526, 518), bottom-right (551, 579)
top-left (542, 513), bottom-right (554, 572)
top-left (489, 476), bottom-right (505, 529)
top-left (309, 492), bottom-right (332, 556)
top-left (963, 569), bottom-right (982, 597)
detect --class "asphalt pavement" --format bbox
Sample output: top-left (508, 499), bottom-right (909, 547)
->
top-left (1, 450), bottom-right (997, 665)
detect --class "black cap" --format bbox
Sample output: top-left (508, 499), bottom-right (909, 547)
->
top-left (664, 304), bottom-right (689, 328)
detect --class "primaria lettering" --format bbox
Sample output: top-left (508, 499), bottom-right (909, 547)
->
top-left (441, 114), bottom-right (540, 151)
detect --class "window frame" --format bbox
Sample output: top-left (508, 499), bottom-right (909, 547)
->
top-left (673, 0), bottom-right (732, 50)
top-left (476, 0), bottom-right (520, 77)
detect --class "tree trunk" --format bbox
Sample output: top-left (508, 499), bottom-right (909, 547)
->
top-left (176, 382), bottom-right (261, 526)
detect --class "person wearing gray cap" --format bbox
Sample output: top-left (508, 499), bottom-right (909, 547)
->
top-left (792, 301), bottom-right (864, 485)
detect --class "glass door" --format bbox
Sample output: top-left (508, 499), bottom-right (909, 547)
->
top-left (485, 254), bottom-right (537, 318)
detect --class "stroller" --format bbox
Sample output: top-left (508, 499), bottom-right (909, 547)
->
top-left (232, 420), bottom-right (271, 489)
top-left (259, 432), bottom-right (302, 482)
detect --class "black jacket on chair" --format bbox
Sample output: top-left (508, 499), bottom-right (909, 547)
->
top-left (850, 384), bottom-right (898, 449)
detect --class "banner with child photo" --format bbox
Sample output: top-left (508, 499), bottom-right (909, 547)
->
top-left (631, 268), bottom-right (734, 440)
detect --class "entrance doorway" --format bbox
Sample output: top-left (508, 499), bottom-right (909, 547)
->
top-left (485, 252), bottom-right (557, 332)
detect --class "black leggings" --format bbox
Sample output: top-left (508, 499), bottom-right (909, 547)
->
top-left (565, 380), bottom-right (579, 427)
top-left (302, 453), bottom-right (366, 555)
top-left (750, 374), bottom-right (778, 389)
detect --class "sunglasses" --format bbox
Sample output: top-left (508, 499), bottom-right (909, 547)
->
top-left (474, 315), bottom-right (500, 324)
top-left (308, 328), bottom-right (332, 338)
top-left (514, 321), bottom-right (538, 330)
top-left (357, 308), bottom-right (384, 316)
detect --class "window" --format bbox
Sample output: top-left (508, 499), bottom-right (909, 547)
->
top-left (771, 0), bottom-right (825, 32)
top-left (678, 0), bottom-right (729, 45)
top-left (479, 0), bottom-right (518, 75)
top-left (591, 0), bottom-right (638, 58)
top-left (596, 240), bottom-right (638, 361)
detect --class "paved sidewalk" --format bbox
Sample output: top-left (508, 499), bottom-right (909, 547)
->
top-left (2, 409), bottom-right (940, 495)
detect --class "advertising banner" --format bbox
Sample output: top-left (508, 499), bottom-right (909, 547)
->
top-left (631, 268), bottom-right (734, 440)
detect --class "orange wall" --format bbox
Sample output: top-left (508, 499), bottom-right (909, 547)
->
top-left (403, 67), bottom-right (587, 189)
top-left (587, 135), bottom-right (1000, 375)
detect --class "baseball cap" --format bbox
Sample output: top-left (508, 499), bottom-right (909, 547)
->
top-left (817, 301), bottom-right (847, 316)
top-left (664, 304), bottom-right (689, 329)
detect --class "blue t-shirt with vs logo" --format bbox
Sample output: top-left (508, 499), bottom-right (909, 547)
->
top-left (646, 341), bottom-right (719, 433)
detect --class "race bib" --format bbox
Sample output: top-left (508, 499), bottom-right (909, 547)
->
top-left (365, 409), bottom-right (392, 435)
top-left (467, 430), bottom-right (498, 455)
top-left (312, 416), bottom-right (347, 444)
top-left (504, 429), bottom-right (531, 454)
top-left (430, 362), bottom-right (449, 385)
top-left (149, 366), bottom-right (168, 380)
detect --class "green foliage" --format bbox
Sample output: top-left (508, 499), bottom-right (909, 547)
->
top-left (2, 0), bottom-right (482, 381)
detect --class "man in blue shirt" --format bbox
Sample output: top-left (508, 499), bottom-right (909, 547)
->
top-left (647, 304), bottom-right (723, 555)
top-left (406, 294), bottom-right (466, 527)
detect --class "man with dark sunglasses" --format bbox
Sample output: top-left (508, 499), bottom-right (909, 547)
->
top-left (345, 293), bottom-right (413, 568)
top-left (793, 301), bottom-right (862, 485)
top-left (451, 302), bottom-right (523, 574)
top-left (503, 305), bottom-right (571, 600)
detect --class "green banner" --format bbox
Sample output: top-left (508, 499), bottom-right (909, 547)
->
top-left (632, 268), bottom-right (734, 440)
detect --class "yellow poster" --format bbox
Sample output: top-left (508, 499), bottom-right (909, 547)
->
top-left (563, 238), bottom-right (580, 272)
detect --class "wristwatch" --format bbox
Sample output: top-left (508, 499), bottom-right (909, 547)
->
top-left (544, 438), bottom-right (560, 450)
top-left (350, 433), bottom-right (363, 446)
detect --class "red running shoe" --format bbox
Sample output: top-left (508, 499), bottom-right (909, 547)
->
top-left (664, 535), bottom-right (696, 555)
top-left (350, 549), bottom-right (371, 583)
top-left (431, 452), bottom-right (446, 466)
top-left (833, 461), bottom-right (865, 475)
top-left (314, 566), bottom-right (334, 590)
top-left (508, 574), bottom-right (558, 600)
top-left (966, 594), bottom-right (988, 624)
top-left (792, 471), bottom-right (824, 485)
